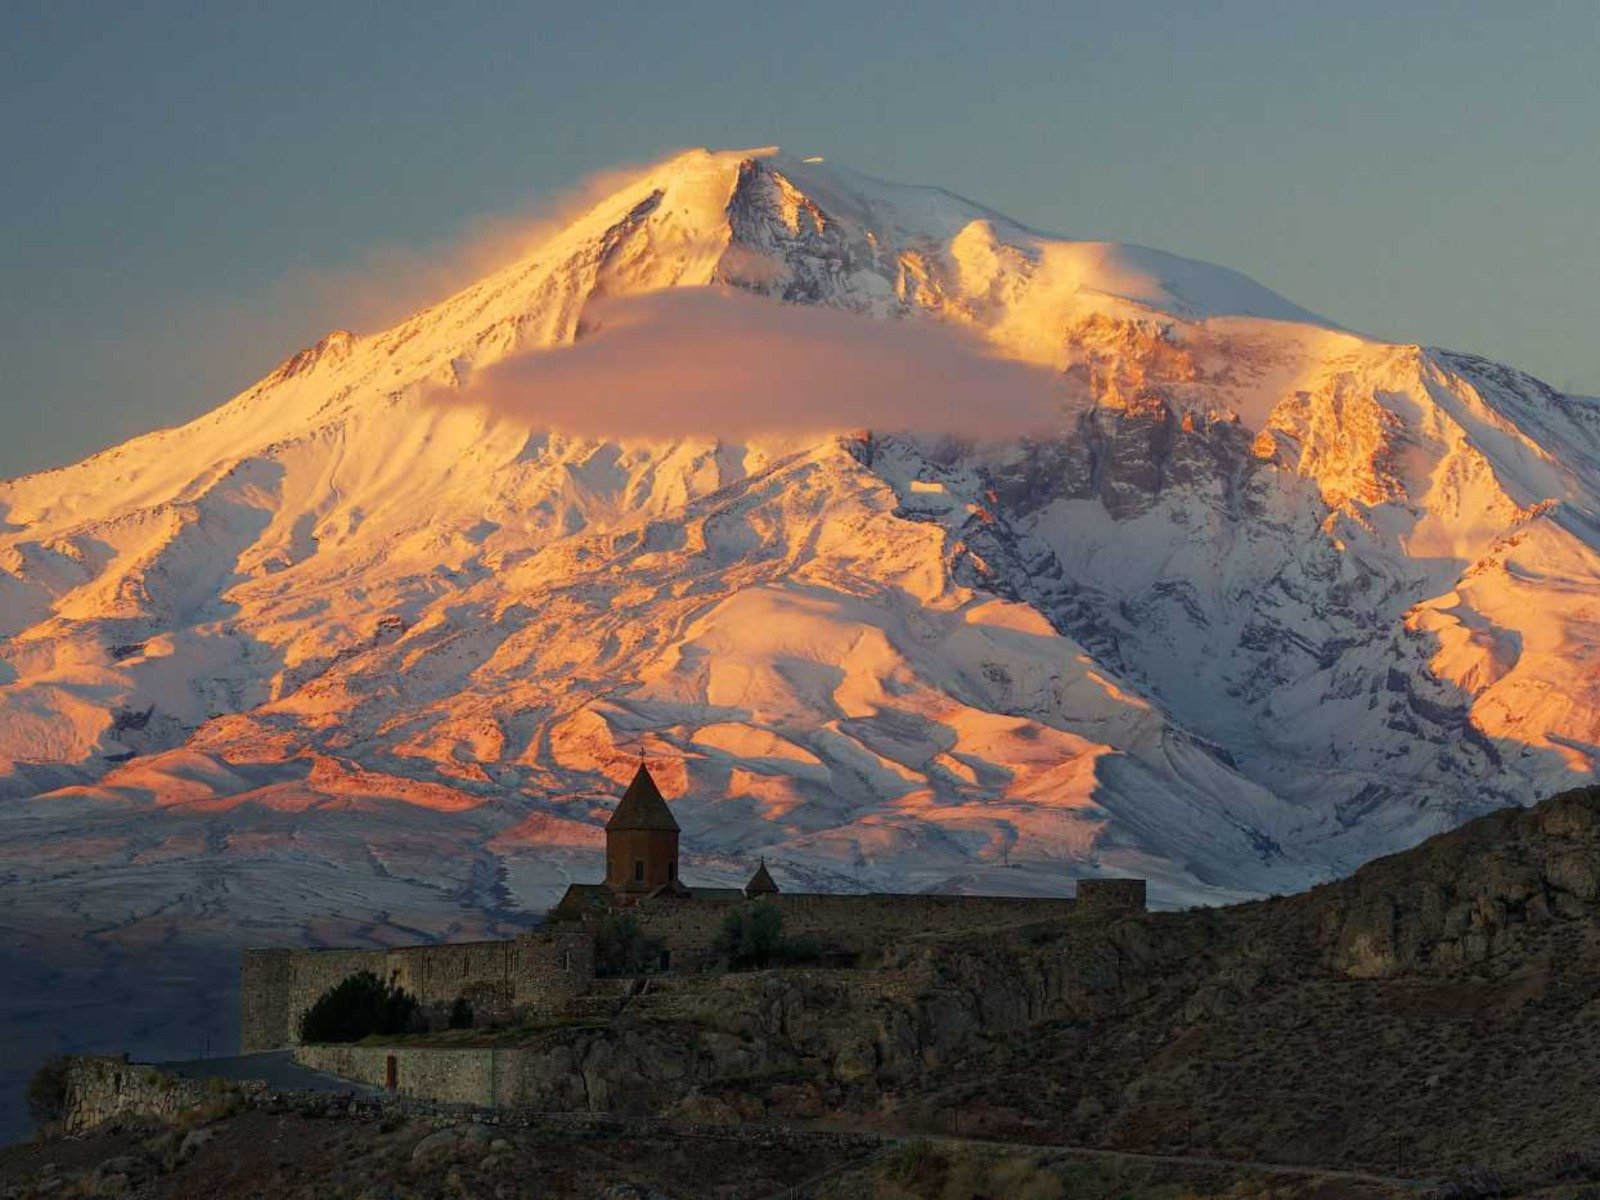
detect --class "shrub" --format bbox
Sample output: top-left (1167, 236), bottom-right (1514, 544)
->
top-left (594, 915), bottom-right (665, 977)
top-left (176, 1095), bottom-right (237, 1130)
top-left (26, 1057), bottom-right (70, 1126)
top-left (879, 1142), bottom-right (1064, 1200)
top-left (714, 903), bottom-right (822, 969)
top-left (297, 970), bottom-right (418, 1043)
top-left (984, 1156), bottom-right (1065, 1200)
top-left (883, 1137), bottom-right (941, 1185)
top-left (1434, 1166), bottom-right (1509, 1200)
top-left (448, 997), bottom-right (474, 1030)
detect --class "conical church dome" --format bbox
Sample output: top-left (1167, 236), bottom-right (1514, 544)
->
top-left (745, 858), bottom-right (779, 897)
top-left (606, 763), bottom-right (679, 832)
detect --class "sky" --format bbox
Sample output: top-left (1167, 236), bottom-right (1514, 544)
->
top-left (1, 0), bottom-right (1596, 478)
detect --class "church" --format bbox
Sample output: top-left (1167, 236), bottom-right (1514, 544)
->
top-left (241, 760), bottom-right (1146, 1052)
top-left (550, 762), bottom-right (780, 917)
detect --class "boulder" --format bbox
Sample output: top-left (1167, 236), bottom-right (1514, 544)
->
top-left (410, 1127), bottom-right (464, 1164)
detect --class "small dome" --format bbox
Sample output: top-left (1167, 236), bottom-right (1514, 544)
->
top-left (744, 858), bottom-right (779, 896)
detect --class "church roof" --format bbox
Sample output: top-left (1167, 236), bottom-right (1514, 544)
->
top-left (688, 887), bottom-right (745, 901)
top-left (605, 763), bottom-right (680, 832)
top-left (745, 858), bottom-right (780, 896)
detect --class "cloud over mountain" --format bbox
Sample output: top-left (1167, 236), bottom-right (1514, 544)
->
top-left (452, 287), bottom-right (1061, 439)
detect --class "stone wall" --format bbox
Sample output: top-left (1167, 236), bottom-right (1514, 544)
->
top-left (242, 883), bottom-right (1143, 1052)
top-left (516, 927), bottom-right (595, 1011)
top-left (293, 964), bottom-right (929, 1113)
top-left (239, 949), bottom-right (294, 1057)
top-left (241, 946), bottom-right (391, 1053)
top-left (61, 1056), bottom-right (217, 1133)
top-left (241, 928), bottom-right (597, 1053)
top-left (622, 892), bottom-right (1084, 971)
top-left (57, 1051), bottom-right (883, 1171)
top-left (296, 1045), bottom-right (512, 1107)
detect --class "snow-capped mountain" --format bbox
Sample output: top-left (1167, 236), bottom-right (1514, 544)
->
top-left (2, 147), bottom-right (1599, 1129)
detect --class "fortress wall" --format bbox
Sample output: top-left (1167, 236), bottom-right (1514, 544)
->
top-left (241, 946), bottom-right (388, 1053)
top-left (241, 886), bottom-right (1141, 1052)
top-left (619, 900), bottom-right (736, 969)
top-left (514, 928), bottom-right (595, 1010)
top-left (241, 932), bottom-right (596, 1052)
top-left (772, 894), bottom-right (1081, 946)
top-left (384, 940), bottom-right (520, 1016)
top-left (294, 964), bottom-right (949, 1110)
top-left (295, 1041), bottom-right (664, 1111)
top-left (239, 949), bottom-right (294, 1055)
top-left (624, 893), bottom-right (1083, 969)
top-left (297, 1045), bottom-right (505, 1107)
top-left (61, 1056), bottom-right (215, 1132)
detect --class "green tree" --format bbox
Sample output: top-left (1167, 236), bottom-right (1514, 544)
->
top-left (297, 970), bottom-right (418, 1043)
top-left (593, 914), bottom-right (665, 977)
top-left (715, 902), bottom-right (786, 968)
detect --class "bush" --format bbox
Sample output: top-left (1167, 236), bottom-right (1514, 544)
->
top-left (714, 903), bottom-right (822, 969)
top-left (26, 1057), bottom-right (70, 1126)
top-left (176, 1095), bottom-right (237, 1130)
top-left (883, 1136), bottom-right (940, 1184)
top-left (297, 970), bottom-right (418, 1043)
top-left (1433, 1166), bottom-right (1509, 1200)
top-left (594, 915), bottom-right (665, 977)
top-left (448, 997), bottom-right (474, 1030)
top-left (877, 1142), bottom-right (1064, 1200)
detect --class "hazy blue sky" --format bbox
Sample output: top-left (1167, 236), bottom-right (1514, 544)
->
top-left (2, 0), bottom-right (1596, 477)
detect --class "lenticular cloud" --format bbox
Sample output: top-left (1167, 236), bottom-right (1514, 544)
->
top-left (453, 287), bottom-right (1062, 439)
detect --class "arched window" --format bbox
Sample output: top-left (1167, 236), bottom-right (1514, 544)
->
top-left (668, 862), bottom-right (676, 881)
top-left (634, 860), bottom-right (644, 881)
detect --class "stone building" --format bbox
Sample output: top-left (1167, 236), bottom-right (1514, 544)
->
top-left (240, 761), bottom-right (1147, 1052)
top-left (603, 763), bottom-right (684, 898)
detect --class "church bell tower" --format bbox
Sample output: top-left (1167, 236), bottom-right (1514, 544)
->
top-left (605, 762), bottom-right (681, 899)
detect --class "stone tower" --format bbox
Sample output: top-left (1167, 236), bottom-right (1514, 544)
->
top-left (605, 762), bottom-right (681, 898)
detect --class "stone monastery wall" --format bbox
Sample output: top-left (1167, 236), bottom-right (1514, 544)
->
top-left (241, 882), bottom-right (1143, 1052)
top-left (624, 892), bottom-right (1086, 971)
top-left (241, 928), bottom-right (594, 1053)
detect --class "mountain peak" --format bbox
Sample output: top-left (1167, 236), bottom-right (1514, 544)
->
top-left (4, 147), bottom-right (1598, 926)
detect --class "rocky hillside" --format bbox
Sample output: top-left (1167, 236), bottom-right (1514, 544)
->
top-left (0, 1107), bottom-right (1410, 1200)
top-left (321, 785), bottom-right (1600, 1181)
top-left (889, 784), bottom-right (1600, 1177)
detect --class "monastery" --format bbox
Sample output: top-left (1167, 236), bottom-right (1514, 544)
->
top-left (240, 763), bottom-right (1146, 1053)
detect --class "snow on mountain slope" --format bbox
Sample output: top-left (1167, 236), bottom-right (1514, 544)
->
top-left (3, 146), bottom-right (1600, 1131)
